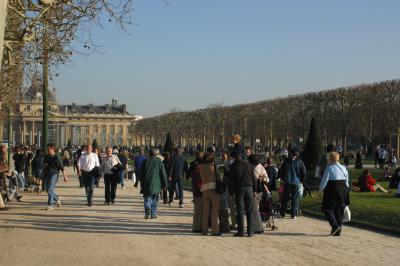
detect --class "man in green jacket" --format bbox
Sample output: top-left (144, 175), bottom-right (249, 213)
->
top-left (140, 148), bottom-right (168, 219)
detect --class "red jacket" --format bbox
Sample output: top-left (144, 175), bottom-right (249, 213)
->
top-left (358, 175), bottom-right (376, 192)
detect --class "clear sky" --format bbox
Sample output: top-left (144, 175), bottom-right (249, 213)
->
top-left (54, 0), bottom-right (400, 117)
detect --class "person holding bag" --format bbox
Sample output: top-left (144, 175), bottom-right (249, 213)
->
top-left (100, 147), bottom-right (122, 205)
top-left (319, 151), bottom-right (350, 236)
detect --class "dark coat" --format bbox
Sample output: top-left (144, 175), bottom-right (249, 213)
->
top-left (229, 159), bottom-right (256, 194)
top-left (140, 157), bottom-right (167, 196)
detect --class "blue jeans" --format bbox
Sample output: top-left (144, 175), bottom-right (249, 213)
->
top-left (144, 194), bottom-right (159, 218)
top-left (82, 172), bottom-right (95, 204)
top-left (235, 186), bottom-right (254, 236)
top-left (16, 172), bottom-right (25, 189)
top-left (45, 174), bottom-right (59, 206)
top-left (118, 170), bottom-right (126, 187)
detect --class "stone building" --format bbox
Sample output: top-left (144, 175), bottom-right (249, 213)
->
top-left (0, 88), bottom-right (142, 147)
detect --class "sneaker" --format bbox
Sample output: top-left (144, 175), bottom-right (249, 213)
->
top-left (16, 196), bottom-right (23, 202)
top-left (122, 186), bottom-right (126, 190)
top-left (291, 216), bottom-right (297, 220)
top-left (87, 202), bottom-right (93, 207)
top-left (57, 197), bottom-right (62, 207)
top-left (168, 202), bottom-right (173, 207)
top-left (46, 206), bottom-right (55, 211)
top-left (104, 202), bottom-right (110, 205)
top-left (179, 204), bottom-right (184, 208)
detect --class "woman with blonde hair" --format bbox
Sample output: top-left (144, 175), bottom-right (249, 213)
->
top-left (319, 152), bottom-right (350, 236)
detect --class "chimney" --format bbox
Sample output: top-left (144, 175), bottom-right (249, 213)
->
top-left (122, 104), bottom-right (127, 114)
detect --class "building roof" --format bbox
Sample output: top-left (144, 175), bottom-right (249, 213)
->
top-left (58, 103), bottom-right (129, 115)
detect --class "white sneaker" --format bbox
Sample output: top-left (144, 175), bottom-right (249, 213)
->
top-left (46, 206), bottom-right (55, 211)
top-left (122, 186), bottom-right (126, 190)
top-left (168, 202), bottom-right (173, 207)
top-left (57, 197), bottom-right (62, 207)
top-left (179, 204), bottom-right (184, 208)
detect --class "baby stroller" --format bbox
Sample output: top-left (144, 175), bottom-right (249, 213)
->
top-left (259, 192), bottom-right (277, 231)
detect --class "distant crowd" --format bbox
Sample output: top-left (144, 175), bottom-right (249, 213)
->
top-left (1, 136), bottom-right (399, 238)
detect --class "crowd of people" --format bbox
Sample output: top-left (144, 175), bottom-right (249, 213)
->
top-left (1, 135), bottom-right (399, 238)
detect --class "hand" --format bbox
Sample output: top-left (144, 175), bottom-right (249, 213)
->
top-left (168, 176), bottom-right (172, 181)
top-left (63, 173), bottom-right (68, 183)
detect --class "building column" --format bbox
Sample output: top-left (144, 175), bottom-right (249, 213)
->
top-left (122, 125), bottom-right (127, 146)
top-left (88, 125), bottom-right (93, 145)
top-left (106, 124), bottom-right (110, 146)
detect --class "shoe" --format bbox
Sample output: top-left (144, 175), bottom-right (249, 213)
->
top-left (104, 202), bottom-right (110, 205)
top-left (87, 202), bottom-right (93, 207)
top-left (291, 216), bottom-right (297, 220)
top-left (145, 209), bottom-right (151, 220)
top-left (334, 228), bottom-right (342, 236)
top-left (151, 216), bottom-right (158, 219)
top-left (16, 196), bottom-right (23, 202)
top-left (202, 232), bottom-right (208, 236)
top-left (111, 200), bottom-right (115, 204)
top-left (168, 202), bottom-right (173, 207)
top-left (192, 229), bottom-right (203, 233)
top-left (212, 233), bottom-right (223, 236)
top-left (46, 206), bottom-right (55, 211)
top-left (179, 204), bottom-right (184, 208)
top-left (247, 234), bottom-right (255, 238)
top-left (122, 186), bottom-right (126, 190)
top-left (57, 197), bottom-right (62, 207)
top-left (233, 233), bottom-right (245, 237)
top-left (330, 226), bottom-right (341, 236)
top-left (254, 230), bottom-right (264, 234)
top-left (134, 184), bottom-right (138, 188)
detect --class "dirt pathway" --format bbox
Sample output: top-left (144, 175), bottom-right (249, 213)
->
top-left (0, 169), bottom-right (398, 266)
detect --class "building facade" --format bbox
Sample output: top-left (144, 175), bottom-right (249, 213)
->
top-left (0, 90), bottom-right (142, 147)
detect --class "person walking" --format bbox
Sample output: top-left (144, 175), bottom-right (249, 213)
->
top-left (229, 151), bottom-right (256, 237)
top-left (319, 152), bottom-right (350, 236)
top-left (279, 149), bottom-right (306, 219)
top-left (140, 149), bottom-right (168, 219)
top-left (43, 144), bottom-right (68, 211)
top-left (12, 146), bottom-right (27, 190)
top-left (169, 148), bottom-right (188, 208)
top-left (101, 147), bottom-right (122, 205)
top-left (117, 149), bottom-right (128, 190)
top-left (77, 145), bottom-right (100, 207)
top-left (199, 148), bottom-right (221, 236)
top-left (134, 149), bottom-right (146, 188)
top-left (162, 152), bottom-right (173, 204)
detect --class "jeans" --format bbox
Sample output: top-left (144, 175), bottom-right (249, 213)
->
top-left (144, 194), bottom-right (159, 218)
top-left (104, 174), bottom-right (118, 203)
top-left (16, 172), bottom-right (25, 189)
top-left (45, 174), bottom-right (59, 206)
top-left (235, 186), bottom-right (254, 236)
top-left (280, 184), bottom-right (300, 218)
top-left (118, 170), bottom-right (126, 187)
top-left (82, 172), bottom-right (95, 204)
top-left (169, 178), bottom-right (183, 204)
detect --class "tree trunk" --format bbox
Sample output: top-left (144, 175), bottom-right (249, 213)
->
top-left (42, 44), bottom-right (49, 153)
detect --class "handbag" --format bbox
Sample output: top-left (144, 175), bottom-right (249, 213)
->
top-left (342, 206), bottom-right (351, 223)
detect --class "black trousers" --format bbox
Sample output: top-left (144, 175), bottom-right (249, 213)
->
top-left (235, 186), bottom-right (254, 236)
top-left (323, 204), bottom-right (345, 230)
top-left (280, 184), bottom-right (299, 218)
top-left (104, 174), bottom-right (118, 203)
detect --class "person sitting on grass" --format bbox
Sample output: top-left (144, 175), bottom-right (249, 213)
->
top-left (358, 169), bottom-right (389, 193)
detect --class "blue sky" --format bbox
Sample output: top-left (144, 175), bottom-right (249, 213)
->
top-left (54, 0), bottom-right (400, 117)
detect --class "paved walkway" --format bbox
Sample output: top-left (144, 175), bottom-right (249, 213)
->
top-left (0, 169), bottom-right (399, 266)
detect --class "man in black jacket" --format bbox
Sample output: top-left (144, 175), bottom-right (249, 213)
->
top-left (229, 151), bottom-right (256, 237)
top-left (169, 148), bottom-right (188, 208)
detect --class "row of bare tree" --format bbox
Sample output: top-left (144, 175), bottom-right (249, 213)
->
top-left (134, 80), bottom-right (400, 157)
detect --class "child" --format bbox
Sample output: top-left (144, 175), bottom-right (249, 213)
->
top-left (7, 170), bottom-right (23, 202)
